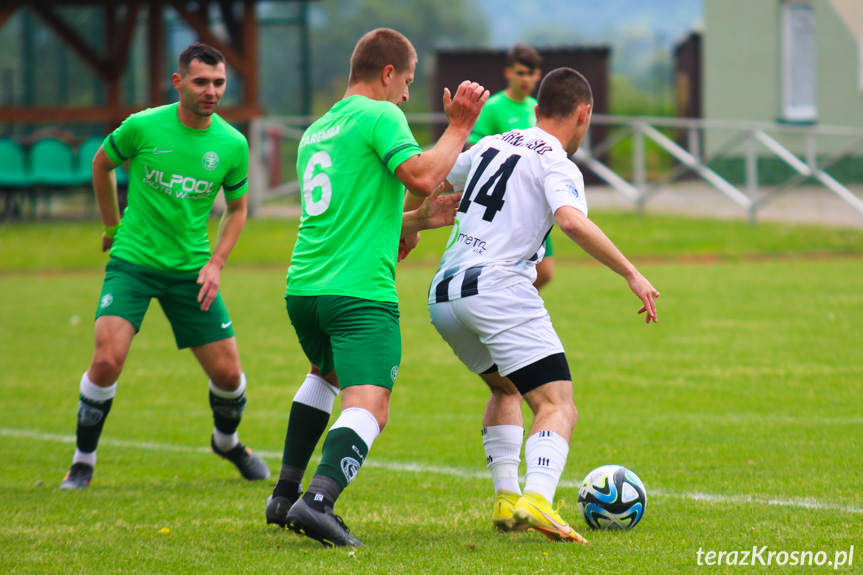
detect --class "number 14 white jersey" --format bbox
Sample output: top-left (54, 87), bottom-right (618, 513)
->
top-left (428, 126), bottom-right (588, 304)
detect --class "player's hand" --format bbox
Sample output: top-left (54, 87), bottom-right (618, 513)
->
top-left (443, 80), bottom-right (490, 131)
top-left (101, 234), bottom-right (113, 252)
top-left (196, 260), bottom-right (222, 312)
top-left (629, 273), bottom-right (660, 324)
top-left (419, 185), bottom-right (462, 230)
top-left (398, 233), bottom-right (419, 262)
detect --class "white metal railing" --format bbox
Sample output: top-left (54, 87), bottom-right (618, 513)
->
top-left (249, 114), bottom-right (863, 222)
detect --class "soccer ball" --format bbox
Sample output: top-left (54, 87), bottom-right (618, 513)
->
top-left (577, 465), bottom-right (647, 530)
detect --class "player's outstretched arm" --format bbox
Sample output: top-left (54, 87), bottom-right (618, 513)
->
top-left (398, 190), bottom-right (425, 262)
top-left (395, 81), bottom-right (489, 197)
top-left (555, 205), bottom-right (659, 323)
top-left (398, 185), bottom-right (461, 262)
top-left (401, 185), bottom-right (462, 238)
top-left (197, 195), bottom-right (247, 311)
top-left (91, 146), bottom-right (121, 252)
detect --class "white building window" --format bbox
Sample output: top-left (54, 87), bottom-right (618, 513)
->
top-left (782, 1), bottom-right (817, 122)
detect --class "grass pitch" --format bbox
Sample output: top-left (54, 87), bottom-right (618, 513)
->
top-left (1, 213), bottom-right (861, 574)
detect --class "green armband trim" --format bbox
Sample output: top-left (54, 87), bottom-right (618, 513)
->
top-left (104, 223), bottom-right (121, 239)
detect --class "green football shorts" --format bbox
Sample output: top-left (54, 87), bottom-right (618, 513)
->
top-left (285, 295), bottom-right (401, 391)
top-left (544, 235), bottom-right (554, 257)
top-left (95, 257), bottom-right (234, 349)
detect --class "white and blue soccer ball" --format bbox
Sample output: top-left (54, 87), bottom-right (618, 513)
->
top-left (577, 464), bottom-right (647, 530)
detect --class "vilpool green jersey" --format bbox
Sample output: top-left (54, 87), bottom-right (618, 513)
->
top-left (286, 95), bottom-right (422, 303)
top-left (468, 91), bottom-right (538, 145)
top-left (103, 103), bottom-right (249, 272)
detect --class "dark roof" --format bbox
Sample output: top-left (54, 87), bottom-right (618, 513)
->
top-left (20, 0), bottom-right (319, 4)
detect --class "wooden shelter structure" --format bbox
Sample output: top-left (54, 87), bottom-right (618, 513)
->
top-left (433, 46), bottom-right (611, 184)
top-left (0, 0), bottom-right (316, 126)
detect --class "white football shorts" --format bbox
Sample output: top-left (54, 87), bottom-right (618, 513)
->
top-left (428, 281), bottom-right (565, 377)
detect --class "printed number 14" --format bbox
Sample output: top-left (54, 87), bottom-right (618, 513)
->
top-left (457, 147), bottom-right (520, 222)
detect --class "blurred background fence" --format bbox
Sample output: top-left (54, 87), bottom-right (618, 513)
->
top-left (247, 114), bottom-right (863, 224)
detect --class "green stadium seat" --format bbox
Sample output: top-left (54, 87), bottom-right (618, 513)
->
top-left (30, 138), bottom-right (78, 187)
top-left (0, 138), bottom-right (35, 220)
top-left (74, 136), bottom-right (130, 187)
top-left (0, 137), bottom-right (34, 188)
top-left (116, 162), bottom-right (130, 186)
top-left (73, 136), bottom-right (104, 186)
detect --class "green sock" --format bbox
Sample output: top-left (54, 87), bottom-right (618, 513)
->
top-left (315, 427), bottom-right (369, 490)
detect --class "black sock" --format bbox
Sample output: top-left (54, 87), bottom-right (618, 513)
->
top-left (273, 479), bottom-right (303, 501)
top-left (283, 402), bottom-right (331, 468)
top-left (209, 390), bottom-right (246, 435)
top-left (76, 395), bottom-right (113, 453)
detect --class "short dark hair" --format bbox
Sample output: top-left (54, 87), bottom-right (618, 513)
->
top-left (537, 68), bottom-right (593, 120)
top-left (178, 43), bottom-right (226, 75)
top-left (506, 43), bottom-right (542, 70)
top-left (349, 28), bottom-right (417, 84)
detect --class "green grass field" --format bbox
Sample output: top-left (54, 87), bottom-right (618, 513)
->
top-left (1, 213), bottom-right (862, 574)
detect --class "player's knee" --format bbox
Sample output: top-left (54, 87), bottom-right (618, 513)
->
top-left (552, 398), bottom-right (578, 429)
top-left (89, 354), bottom-right (123, 383)
top-left (489, 382), bottom-right (520, 398)
top-left (568, 403), bottom-right (579, 429)
top-left (309, 364), bottom-right (340, 388)
top-left (210, 366), bottom-right (243, 391)
top-left (370, 403), bottom-right (390, 432)
top-left (500, 387), bottom-right (523, 401)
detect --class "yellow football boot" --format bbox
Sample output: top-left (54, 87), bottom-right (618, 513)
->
top-left (512, 491), bottom-right (588, 543)
top-left (492, 489), bottom-right (525, 532)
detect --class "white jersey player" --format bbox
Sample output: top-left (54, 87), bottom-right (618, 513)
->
top-left (428, 125), bottom-right (587, 303)
top-left (427, 68), bottom-right (659, 543)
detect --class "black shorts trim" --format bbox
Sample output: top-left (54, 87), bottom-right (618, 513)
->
top-left (480, 363), bottom-right (498, 375)
top-left (506, 353), bottom-right (571, 395)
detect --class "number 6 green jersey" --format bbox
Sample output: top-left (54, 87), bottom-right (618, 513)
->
top-left (286, 95), bottom-right (422, 303)
top-left (103, 103), bottom-right (249, 272)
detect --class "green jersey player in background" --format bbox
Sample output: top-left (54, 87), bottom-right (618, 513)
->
top-left (467, 44), bottom-right (541, 148)
top-left (264, 28), bottom-right (488, 547)
top-left (59, 43), bottom-right (270, 490)
top-left (467, 44), bottom-right (557, 291)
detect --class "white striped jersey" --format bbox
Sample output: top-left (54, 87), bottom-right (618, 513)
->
top-left (428, 126), bottom-right (588, 304)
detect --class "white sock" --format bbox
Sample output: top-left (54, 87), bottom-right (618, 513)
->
top-left (293, 373), bottom-right (339, 412)
top-left (211, 375), bottom-right (246, 451)
top-left (73, 448), bottom-right (97, 466)
top-left (329, 407), bottom-right (380, 451)
top-left (81, 372), bottom-right (117, 402)
top-left (209, 373), bottom-right (246, 399)
top-left (482, 425), bottom-right (523, 494)
top-left (523, 431), bottom-right (569, 503)
top-left (212, 430), bottom-right (239, 451)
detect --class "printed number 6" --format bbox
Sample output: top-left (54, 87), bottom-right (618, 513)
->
top-left (303, 151), bottom-right (332, 216)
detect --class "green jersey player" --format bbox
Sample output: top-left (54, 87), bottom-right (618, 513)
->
top-left (468, 43), bottom-right (542, 146)
top-left (285, 94), bottom-right (422, 303)
top-left (264, 28), bottom-right (488, 547)
top-left (59, 44), bottom-right (269, 491)
top-left (469, 89), bottom-right (538, 143)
